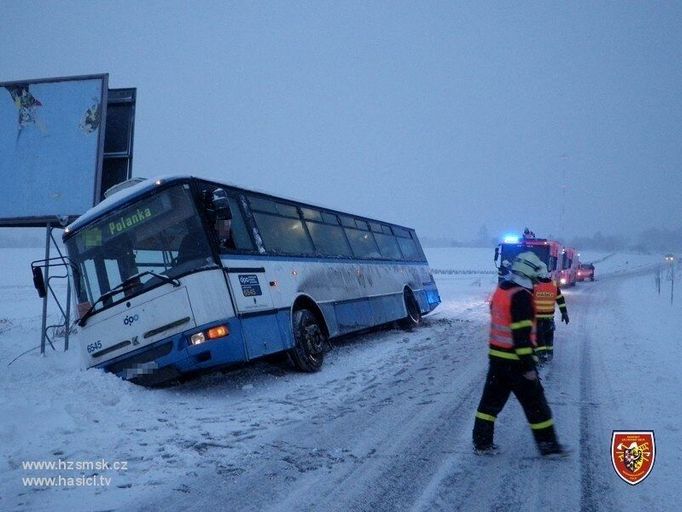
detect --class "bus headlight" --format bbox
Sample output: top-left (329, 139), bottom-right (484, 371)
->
top-left (190, 324), bottom-right (230, 345)
top-left (190, 332), bottom-right (206, 345)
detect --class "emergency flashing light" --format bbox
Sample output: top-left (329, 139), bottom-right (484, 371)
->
top-left (503, 235), bottom-right (520, 243)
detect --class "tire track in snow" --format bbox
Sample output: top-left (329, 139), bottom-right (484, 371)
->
top-left (576, 275), bottom-right (634, 512)
top-left (137, 317), bottom-right (490, 512)
top-left (579, 303), bottom-right (599, 512)
top-left (264, 323), bottom-right (487, 512)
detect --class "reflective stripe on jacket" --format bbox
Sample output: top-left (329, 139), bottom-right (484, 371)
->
top-left (533, 281), bottom-right (557, 318)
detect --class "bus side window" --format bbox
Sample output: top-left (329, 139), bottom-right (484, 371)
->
top-left (409, 230), bottom-right (427, 261)
top-left (253, 212), bottom-right (314, 254)
top-left (322, 212), bottom-right (340, 225)
top-left (203, 188), bottom-right (254, 252)
top-left (397, 237), bottom-right (420, 260)
top-left (301, 207), bottom-right (323, 222)
top-left (300, 208), bottom-right (352, 257)
top-left (306, 221), bottom-right (352, 257)
top-left (355, 219), bottom-right (369, 231)
top-left (339, 215), bottom-right (356, 228)
top-left (374, 232), bottom-right (402, 259)
top-left (344, 225), bottom-right (381, 259)
top-left (392, 226), bottom-right (410, 238)
top-left (248, 196), bottom-right (278, 214)
top-left (276, 203), bottom-right (299, 218)
top-left (223, 196), bottom-right (254, 251)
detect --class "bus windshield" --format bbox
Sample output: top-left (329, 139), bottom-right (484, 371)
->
top-left (66, 184), bottom-right (214, 313)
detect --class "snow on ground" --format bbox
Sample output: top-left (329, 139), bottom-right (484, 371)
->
top-left (0, 246), bottom-right (679, 511)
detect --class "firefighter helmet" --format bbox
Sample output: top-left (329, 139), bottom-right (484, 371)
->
top-left (537, 264), bottom-right (550, 279)
top-left (511, 251), bottom-right (546, 281)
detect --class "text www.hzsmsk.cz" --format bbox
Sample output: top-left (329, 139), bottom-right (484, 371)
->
top-left (21, 458), bottom-right (128, 488)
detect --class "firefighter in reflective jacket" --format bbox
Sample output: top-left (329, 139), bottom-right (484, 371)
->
top-left (472, 251), bottom-right (567, 456)
top-left (533, 272), bottom-right (569, 363)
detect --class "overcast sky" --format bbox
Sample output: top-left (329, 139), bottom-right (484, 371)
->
top-left (2, 1), bottom-right (681, 242)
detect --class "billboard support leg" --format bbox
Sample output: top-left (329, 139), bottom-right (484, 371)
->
top-left (64, 265), bottom-right (71, 351)
top-left (40, 224), bottom-right (52, 355)
top-left (37, 224), bottom-right (73, 354)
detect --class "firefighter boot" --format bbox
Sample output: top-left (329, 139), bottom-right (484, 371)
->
top-left (473, 443), bottom-right (500, 456)
top-left (538, 442), bottom-right (570, 458)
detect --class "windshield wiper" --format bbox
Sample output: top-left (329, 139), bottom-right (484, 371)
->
top-left (129, 270), bottom-right (181, 289)
top-left (78, 271), bottom-right (181, 327)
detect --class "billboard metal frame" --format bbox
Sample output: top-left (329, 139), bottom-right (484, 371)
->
top-left (101, 87), bottom-right (136, 202)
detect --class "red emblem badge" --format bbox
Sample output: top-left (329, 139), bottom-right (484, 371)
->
top-left (611, 431), bottom-right (656, 485)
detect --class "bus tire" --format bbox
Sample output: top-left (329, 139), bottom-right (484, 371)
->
top-left (399, 289), bottom-right (422, 330)
top-left (288, 308), bottom-right (326, 372)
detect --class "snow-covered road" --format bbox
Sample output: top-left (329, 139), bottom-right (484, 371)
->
top-left (0, 248), bottom-right (678, 511)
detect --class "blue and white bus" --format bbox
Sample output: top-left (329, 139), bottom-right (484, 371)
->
top-left (63, 176), bottom-right (441, 384)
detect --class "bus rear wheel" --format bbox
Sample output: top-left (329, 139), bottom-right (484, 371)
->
top-left (399, 289), bottom-right (422, 330)
top-left (289, 308), bottom-right (326, 372)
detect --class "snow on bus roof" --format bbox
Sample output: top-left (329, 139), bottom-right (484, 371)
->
top-left (65, 174), bottom-right (414, 235)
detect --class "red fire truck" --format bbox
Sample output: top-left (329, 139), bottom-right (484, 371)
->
top-left (494, 232), bottom-right (563, 282)
top-left (557, 247), bottom-right (579, 287)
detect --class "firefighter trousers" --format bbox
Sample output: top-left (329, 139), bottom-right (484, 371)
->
top-left (473, 359), bottom-right (558, 449)
top-left (535, 318), bottom-right (555, 361)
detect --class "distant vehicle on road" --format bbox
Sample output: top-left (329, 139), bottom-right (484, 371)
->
top-left (557, 247), bottom-right (579, 286)
top-left (576, 263), bottom-right (595, 282)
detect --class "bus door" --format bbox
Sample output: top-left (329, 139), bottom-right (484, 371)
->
top-left (224, 267), bottom-right (285, 359)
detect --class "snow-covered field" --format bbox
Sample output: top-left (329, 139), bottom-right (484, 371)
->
top-left (0, 246), bottom-right (679, 511)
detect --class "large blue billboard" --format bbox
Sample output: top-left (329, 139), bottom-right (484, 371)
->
top-left (0, 74), bottom-right (108, 226)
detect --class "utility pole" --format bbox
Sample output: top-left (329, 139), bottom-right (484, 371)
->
top-left (559, 153), bottom-right (568, 235)
top-left (656, 266), bottom-right (661, 295)
top-left (665, 255), bottom-right (675, 304)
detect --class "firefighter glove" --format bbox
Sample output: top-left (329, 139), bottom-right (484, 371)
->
top-left (561, 312), bottom-right (570, 324)
top-left (523, 370), bottom-right (538, 381)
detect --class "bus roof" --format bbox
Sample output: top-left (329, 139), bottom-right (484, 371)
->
top-left (65, 175), bottom-right (417, 236)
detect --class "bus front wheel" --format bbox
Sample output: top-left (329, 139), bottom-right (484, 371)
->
top-left (289, 308), bottom-right (326, 372)
top-left (399, 289), bottom-right (422, 330)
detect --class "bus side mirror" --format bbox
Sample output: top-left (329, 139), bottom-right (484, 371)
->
top-left (211, 188), bottom-right (232, 221)
top-left (32, 266), bottom-right (47, 298)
